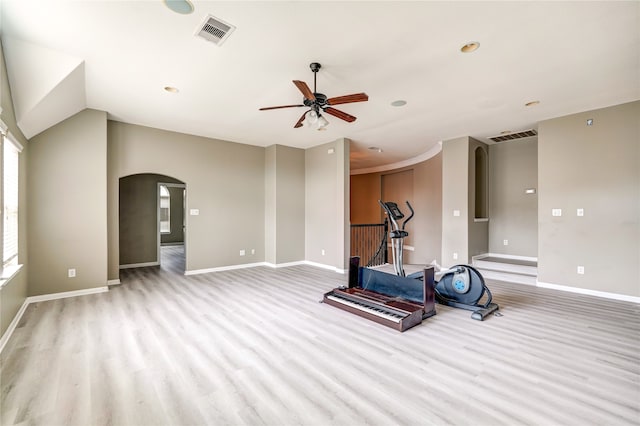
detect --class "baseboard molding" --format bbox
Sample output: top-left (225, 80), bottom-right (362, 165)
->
top-left (185, 262), bottom-right (267, 276)
top-left (0, 298), bottom-right (29, 354)
top-left (0, 285), bottom-right (109, 355)
top-left (536, 281), bottom-right (640, 303)
top-left (185, 260), bottom-right (347, 276)
top-left (119, 262), bottom-right (159, 269)
top-left (264, 261), bottom-right (306, 269)
top-left (303, 261), bottom-right (347, 274)
top-left (107, 279), bottom-right (121, 286)
top-left (27, 286), bottom-right (109, 303)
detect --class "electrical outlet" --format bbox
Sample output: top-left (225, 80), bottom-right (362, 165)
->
top-left (321, 249), bottom-right (325, 256)
top-left (453, 253), bottom-right (458, 260)
top-left (453, 210), bottom-right (460, 217)
top-left (68, 268), bottom-right (76, 278)
top-left (239, 250), bottom-right (245, 256)
top-left (552, 209), bottom-right (562, 217)
top-left (577, 208), bottom-right (584, 217)
top-left (503, 239), bottom-right (509, 246)
top-left (251, 249), bottom-right (255, 255)
top-left (577, 266), bottom-right (585, 275)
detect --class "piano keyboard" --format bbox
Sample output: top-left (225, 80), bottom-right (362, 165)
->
top-left (323, 287), bottom-right (425, 332)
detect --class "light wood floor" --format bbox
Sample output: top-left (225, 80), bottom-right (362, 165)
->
top-left (1, 248), bottom-right (639, 426)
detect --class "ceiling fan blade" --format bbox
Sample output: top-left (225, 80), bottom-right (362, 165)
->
top-left (293, 80), bottom-right (316, 101)
top-left (294, 111), bottom-right (308, 128)
top-left (327, 93), bottom-right (369, 105)
top-left (259, 104), bottom-right (304, 111)
top-left (323, 107), bottom-right (357, 123)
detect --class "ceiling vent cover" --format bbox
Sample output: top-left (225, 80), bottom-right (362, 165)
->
top-left (488, 129), bottom-right (537, 143)
top-left (195, 15), bottom-right (236, 46)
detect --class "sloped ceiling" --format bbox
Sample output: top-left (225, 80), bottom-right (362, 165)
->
top-left (1, 1), bottom-right (638, 170)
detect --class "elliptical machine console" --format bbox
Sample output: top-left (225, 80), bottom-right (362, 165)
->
top-left (379, 199), bottom-right (499, 321)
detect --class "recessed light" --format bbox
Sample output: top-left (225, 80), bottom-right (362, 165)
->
top-left (164, 0), bottom-right (194, 14)
top-left (461, 42), bottom-right (480, 53)
top-left (391, 100), bottom-right (407, 107)
top-left (164, 86), bottom-right (179, 93)
top-left (525, 100), bottom-right (540, 107)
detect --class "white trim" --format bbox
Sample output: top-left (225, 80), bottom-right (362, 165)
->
top-left (0, 299), bottom-right (29, 354)
top-left (185, 261), bottom-right (267, 275)
top-left (119, 261), bottom-right (160, 269)
top-left (536, 281), bottom-right (640, 304)
top-left (0, 264), bottom-right (23, 287)
top-left (350, 142), bottom-right (442, 175)
top-left (107, 279), bottom-right (121, 285)
top-left (0, 118), bottom-right (8, 136)
top-left (473, 218), bottom-right (489, 223)
top-left (264, 261), bottom-right (306, 269)
top-left (303, 260), bottom-right (347, 274)
top-left (473, 253), bottom-right (538, 262)
top-left (26, 286), bottom-right (109, 303)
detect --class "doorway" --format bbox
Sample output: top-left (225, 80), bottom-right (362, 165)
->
top-left (119, 173), bottom-right (186, 273)
top-left (157, 182), bottom-right (186, 273)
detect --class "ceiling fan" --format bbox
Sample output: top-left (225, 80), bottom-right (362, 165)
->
top-left (259, 62), bottom-right (369, 130)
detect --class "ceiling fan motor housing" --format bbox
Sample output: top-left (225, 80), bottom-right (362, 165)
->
top-left (304, 93), bottom-right (328, 108)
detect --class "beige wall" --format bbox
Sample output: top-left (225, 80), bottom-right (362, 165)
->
top-left (441, 137), bottom-right (470, 266)
top-left (264, 145), bottom-right (305, 265)
top-left (349, 152), bottom-right (443, 266)
top-left (305, 139), bottom-right (350, 270)
top-left (108, 121), bottom-right (265, 276)
top-left (28, 109), bottom-right (107, 296)
top-left (538, 101), bottom-right (639, 297)
top-left (489, 138), bottom-right (538, 256)
top-left (0, 40), bottom-right (29, 338)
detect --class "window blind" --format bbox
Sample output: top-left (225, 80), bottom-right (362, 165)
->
top-left (3, 135), bottom-right (20, 267)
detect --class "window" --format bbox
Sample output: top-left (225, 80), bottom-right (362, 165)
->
top-left (1, 121), bottom-right (22, 270)
top-left (159, 184), bottom-right (170, 234)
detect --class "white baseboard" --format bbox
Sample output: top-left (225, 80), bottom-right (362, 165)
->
top-left (185, 261), bottom-right (268, 276)
top-left (264, 261), bottom-right (306, 269)
top-left (303, 261), bottom-right (347, 274)
top-left (27, 286), bottom-right (109, 303)
top-left (119, 262), bottom-right (159, 269)
top-left (0, 285), bottom-right (109, 355)
top-left (0, 298), bottom-right (29, 354)
top-left (107, 279), bottom-right (121, 286)
top-left (536, 281), bottom-right (640, 303)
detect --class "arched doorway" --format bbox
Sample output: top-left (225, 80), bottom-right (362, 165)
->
top-left (119, 173), bottom-right (186, 273)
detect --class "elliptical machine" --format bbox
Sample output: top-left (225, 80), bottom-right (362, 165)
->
top-left (379, 200), bottom-right (499, 321)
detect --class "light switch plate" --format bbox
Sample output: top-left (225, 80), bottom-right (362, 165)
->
top-left (190, 209), bottom-right (199, 216)
top-left (552, 209), bottom-right (562, 217)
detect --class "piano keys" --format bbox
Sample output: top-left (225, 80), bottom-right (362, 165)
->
top-left (323, 287), bottom-right (424, 332)
top-left (322, 256), bottom-right (437, 332)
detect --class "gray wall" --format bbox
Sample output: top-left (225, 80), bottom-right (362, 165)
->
top-left (0, 40), bottom-right (29, 337)
top-left (489, 138), bottom-right (538, 256)
top-left (305, 139), bottom-right (350, 271)
top-left (28, 109), bottom-right (107, 296)
top-left (538, 101), bottom-right (639, 297)
top-left (441, 137), bottom-right (470, 266)
top-left (264, 145), bottom-right (305, 265)
top-left (108, 121), bottom-right (265, 276)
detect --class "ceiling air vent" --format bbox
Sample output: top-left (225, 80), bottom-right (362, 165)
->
top-left (195, 15), bottom-right (236, 46)
top-left (488, 129), bottom-right (537, 143)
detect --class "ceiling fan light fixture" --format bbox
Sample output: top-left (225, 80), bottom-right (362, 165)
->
top-left (317, 115), bottom-right (329, 129)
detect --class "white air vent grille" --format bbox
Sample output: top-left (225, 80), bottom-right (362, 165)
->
top-left (488, 129), bottom-right (537, 143)
top-left (195, 15), bottom-right (235, 46)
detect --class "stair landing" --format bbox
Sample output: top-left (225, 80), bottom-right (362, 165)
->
top-left (472, 254), bottom-right (537, 285)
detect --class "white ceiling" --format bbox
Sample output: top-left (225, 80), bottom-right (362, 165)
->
top-left (1, 1), bottom-right (638, 170)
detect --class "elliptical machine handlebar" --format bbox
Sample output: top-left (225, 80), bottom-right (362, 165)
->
top-left (379, 200), bottom-right (414, 277)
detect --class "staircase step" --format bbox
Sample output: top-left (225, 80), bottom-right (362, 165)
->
top-left (473, 253), bottom-right (537, 285)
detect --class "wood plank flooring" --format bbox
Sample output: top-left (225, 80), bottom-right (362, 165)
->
top-left (1, 248), bottom-right (639, 425)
